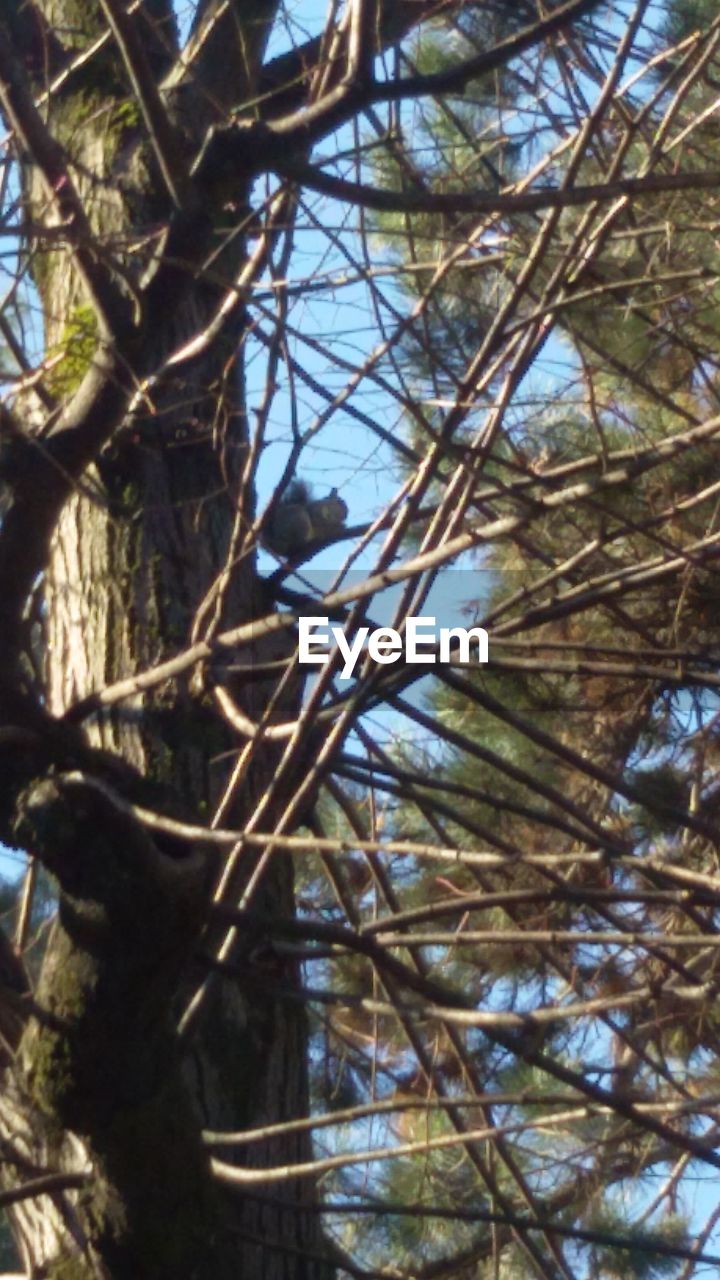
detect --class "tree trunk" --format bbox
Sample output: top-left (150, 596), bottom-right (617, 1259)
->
top-left (0, 0), bottom-right (328, 1274)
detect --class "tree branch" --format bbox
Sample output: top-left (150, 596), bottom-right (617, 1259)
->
top-left (273, 159), bottom-right (720, 217)
top-left (97, 0), bottom-right (192, 210)
top-left (0, 1173), bottom-right (88, 1212)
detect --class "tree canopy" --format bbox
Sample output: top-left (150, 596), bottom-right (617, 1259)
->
top-left (1, 0), bottom-right (720, 1277)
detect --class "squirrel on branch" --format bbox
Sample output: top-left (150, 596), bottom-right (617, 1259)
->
top-left (265, 479), bottom-right (348, 556)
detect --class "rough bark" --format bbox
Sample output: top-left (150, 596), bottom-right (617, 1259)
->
top-left (0, 0), bottom-right (327, 1274)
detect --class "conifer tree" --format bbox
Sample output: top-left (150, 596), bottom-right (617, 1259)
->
top-left (1, 2), bottom-right (719, 1278)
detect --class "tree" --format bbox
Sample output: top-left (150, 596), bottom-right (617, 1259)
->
top-left (1, 0), bottom-right (720, 1277)
top-left (330, 3), bottom-right (720, 1274)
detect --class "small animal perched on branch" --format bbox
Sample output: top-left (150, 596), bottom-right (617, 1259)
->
top-left (265, 479), bottom-right (348, 555)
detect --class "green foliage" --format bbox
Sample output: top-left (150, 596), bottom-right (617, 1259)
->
top-left (354, 2), bottom-right (720, 1273)
top-left (625, 763), bottom-right (691, 838)
top-left (662, 0), bottom-right (720, 44)
top-left (586, 1208), bottom-right (691, 1279)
